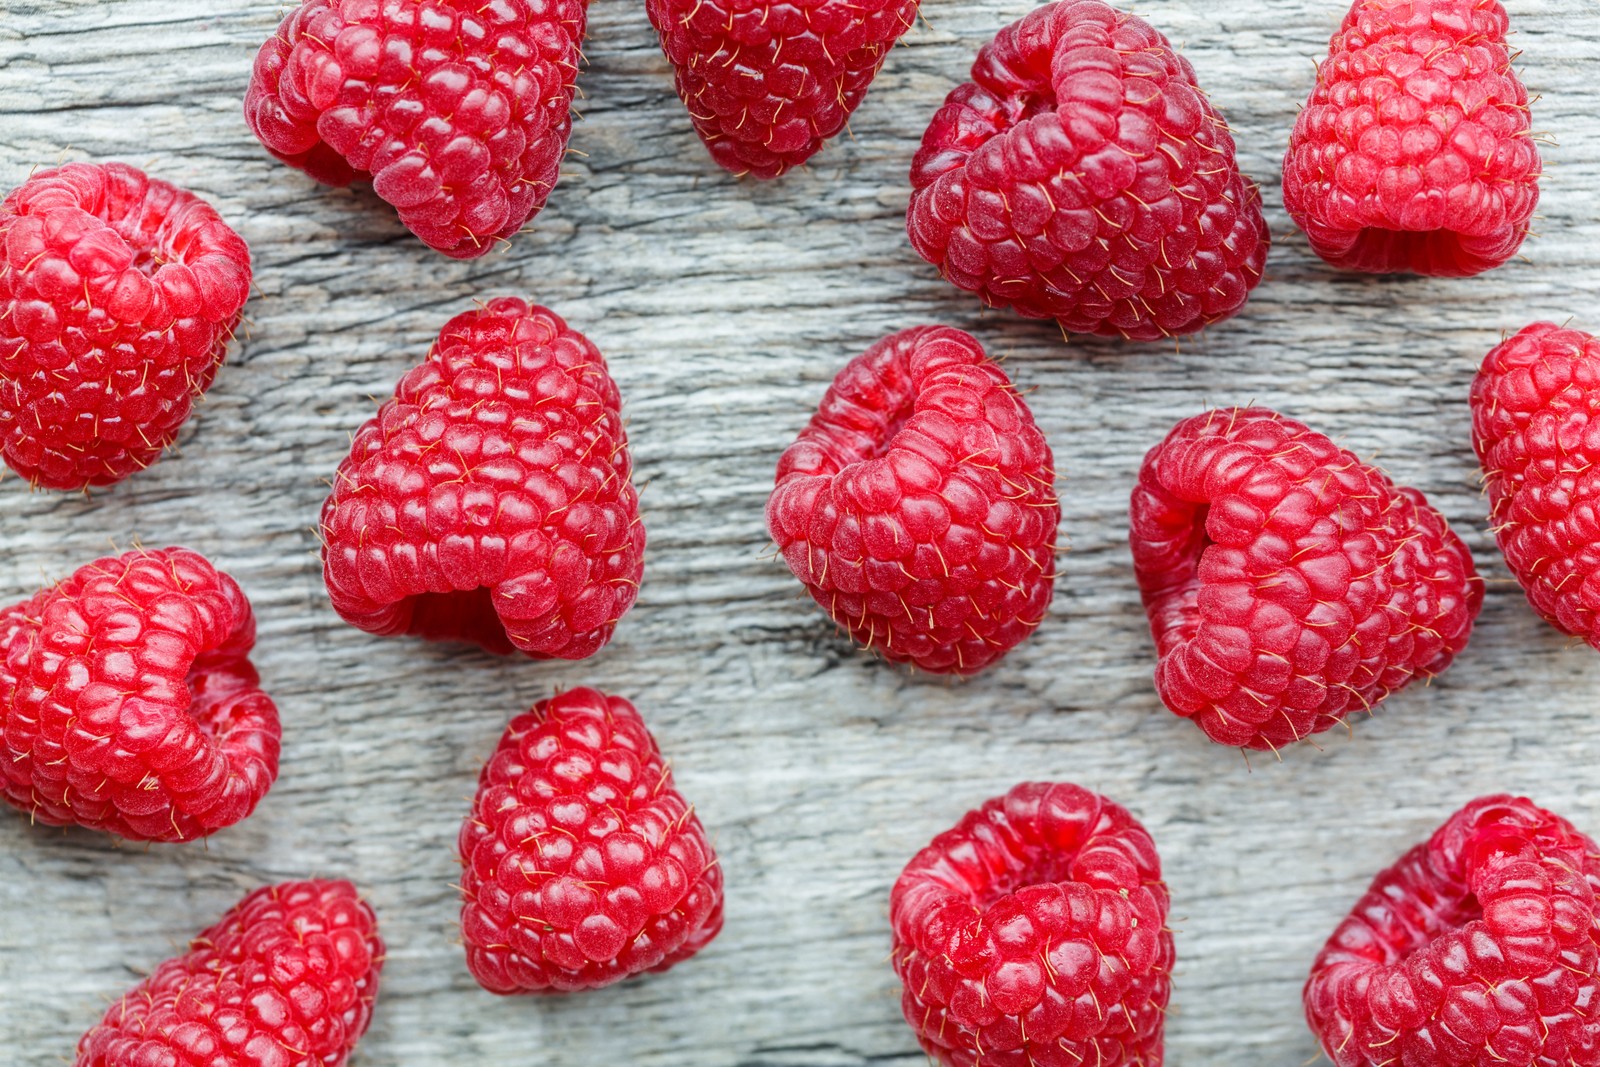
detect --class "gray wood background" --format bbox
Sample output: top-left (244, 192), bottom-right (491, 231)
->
top-left (3, 0), bottom-right (1600, 1063)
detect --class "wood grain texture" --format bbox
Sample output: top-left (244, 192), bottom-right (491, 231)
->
top-left (4, 0), bottom-right (1600, 1063)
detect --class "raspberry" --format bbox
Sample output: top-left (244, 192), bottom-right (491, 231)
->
top-left (458, 687), bottom-right (723, 993)
top-left (646, 0), bottom-right (919, 179)
top-left (1283, 0), bottom-right (1541, 277)
top-left (321, 298), bottom-right (643, 659)
top-left (766, 326), bottom-right (1058, 675)
top-left (1305, 795), bottom-right (1600, 1067)
top-left (0, 162), bottom-right (251, 490)
top-left (1129, 407), bottom-right (1482, 750)
top-left (1470, 323), bottom-right (1600, 648)
top-left (0, 547), bottom-right (280, 842)
top-left (890, 782), bottom-right (1172, 1067)
top-left (75, 879), bottom-right (383, 1067)
top-left (906, 1), bottom-right (1269, 342)
top-left (244, 0), bottom-right (585, 259)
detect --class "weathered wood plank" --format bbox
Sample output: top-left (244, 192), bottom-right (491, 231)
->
top-left (3, 1), bottom-right (1600, 1063)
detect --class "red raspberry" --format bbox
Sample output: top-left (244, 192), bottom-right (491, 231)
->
top-left (76, 879), bottom-right (383, 1067)
top-left (320, 298), bottom-right (643, 659)
top-left (906, 1), bottom-right (1269, 342)
top-left (0, 547), bottom-right (280, 842)
top-left (1305, 795), bottom-right (1600, 1067)
top-left (458, 687), bottom-right (723, 993)
top-left (646, 0), bottom-right (920, 178)
top-left (890, 782), bottom-right (1172, 1067)
top-left (1130, 408), bottom-right (1482, 751)
top-left (1283, 0), bottom-right (1541, 277)
top-left (766, 326), bottom-right (1058, 675)
top-left (1471, 323), bottom-right (1600, 648)
top-left (0, 162), bottom-right (251, 490)
top-left (244, 0), bottom-right (585, 259)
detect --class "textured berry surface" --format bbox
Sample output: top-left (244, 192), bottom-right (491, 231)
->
top-left (646, 0), bottom-right (919, 178)
top-left (891, 782), bottom-right (1172, 1067)
top-left (767, 325), bottom-right (1058, 675)
top-left (906, 0), bottom-right (1268, 341)
top-left (0, 162), bottom-right (251, 490)
top-left (1283, 0), bottom-right (1540, 276)
top-left (245, 0), bottom-right (585, 259)
top-left (1130, 408), bottom-right (1482, 750)
top-left (321, 298), bottom-right (643, 659)
top-left (76, 879), bottom-right (383, 1067)
top-left (0, 547), bottom-right (279, 842)
top-left (459, 687), bottom-right (723, 993)
top-left (1305, 795), bottom-right (1600, 1067)
top-left (1472, 323), bottom-right (1600, 649)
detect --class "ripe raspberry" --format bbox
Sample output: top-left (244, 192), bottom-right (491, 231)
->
top-left (0, 162), bottom-right (251, 490)
top-left (1283, 0), bottom-right (1541, 277)
top-left (1305, 795), bottom-right (1600, 1067)
top-left (906, 1), bottom-right (1269, 342)
top-left (321, 298), bottom-right (643, 659)
top-left (1471, 323), bottom-right (1600, 649)
top-left (0, 547), bottom-right (280, 842)
top-left (766, 326), bottom-right (1058, 675)
top-left (890, 782), bottom-right (1172, 1067)
top-left (244, 0), bottom-right (586, 259)
top-left (458, 687), bottom-right (723, 993)
top-left (646, 0), bottom-right (919, 179)
top-left (76, 879), bottom-right (383, 1067)
top-left (1130, 408), bottom-right (1482, 751)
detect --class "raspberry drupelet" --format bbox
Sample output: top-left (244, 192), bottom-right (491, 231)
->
top-left (767, 325), bottom-right (1059, 675)
top-left (1471, 322), bottom-right (1600, 649)
top-left (458, 687), bottom-right (723, 993)
top-left (320, 298), bottom-right (644, 660)
top-left (1305, 795), bottom-right (1600, 1067)
top-left (891, 782), bottom-right (1173, 1067)
top-left (75, 879), bottom-right (383, 1067)
top-left (0, 162), bottom-right (251, 490)
top-left (245, 0), bottom-right (587, 259)
top-left (646, 0), bottom-right (920, 178)
top-left (1283, 0), bottom-right (1541, 277)
top-left (906, 1), bottom-right (1269, 341)
top-left (1130, 407), bottom-right (1482, 751)
top-left (0, 547), bottom-right (280, 842)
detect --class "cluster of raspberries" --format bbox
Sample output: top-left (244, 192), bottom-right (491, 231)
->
top-left (1, 0), bottom-right (1594, 1065)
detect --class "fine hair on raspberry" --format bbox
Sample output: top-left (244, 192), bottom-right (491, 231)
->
top-left (244, 0), bottom-right (588, 258)
top-left (0, 547), bottom-right (280, 842)
top-left (767, 325), bottom-right (1059, 675)
top-left (0, 161), bottom-right (251, 490)
top-left (458, 687), bottom-right (724, 993)
top-left (1130, 407), bottom-right (1483, 751)
top-left (891, 782), bottom-right (1172, 1067)
top-left (906, 0), bottom-right (1270, 341)
top-left (320, 297), bottom-right (644, 660)
top-left (1305, 795), bottom-right (1600, 1067)
top-left (1283, 0), bottom-right (1541, 276)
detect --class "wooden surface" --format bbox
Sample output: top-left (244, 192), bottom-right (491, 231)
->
top-left (4, 1), bottom-right (1600, 1063)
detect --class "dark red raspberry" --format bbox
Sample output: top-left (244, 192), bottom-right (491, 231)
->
top-left (76, 879), bottom-right (383, 1067)
top-left (0, 162), bottom-right (251, 490)
top-left (646, 0), bottom-right (919, 178)
top-left (458, 687), bottom-right (723, 993)
top-left (1283, 0), bottom-right (1541, 277)
top-left (0, 547), bottom-right (280, 842)
top-left (244, 0), bottom-right (585, 259)
top-left (766, 326), bottom-right (1058, 675)
top-left (1305, 795), bottom-right (1600, 1067)
top-left (1130, 408), bottom-right (1482, 751)
top-left (321, 298), bottom-right (643, 659)
top-left (906, 1), bottom-right (1269, 342)
top-left (1471, 323), bottom-right (1600, 649)
top-left (891, 782), bottom-right (1172, 1067)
